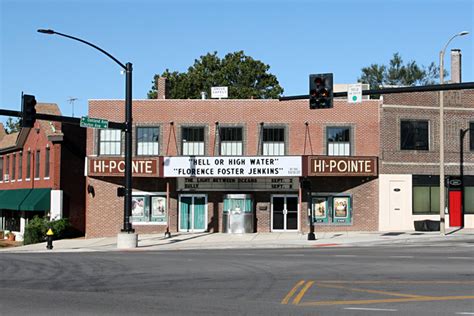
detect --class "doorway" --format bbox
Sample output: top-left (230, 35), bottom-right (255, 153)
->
top-left (271, 195), bottom-right (299, 231)
top-left (179, 194), bottom-right (208, 232)
top-left (449, 190), bottom-right (462, 227)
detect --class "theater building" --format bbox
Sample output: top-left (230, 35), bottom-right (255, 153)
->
top-left (0, 104), bottom-right (86, 240)
top-left (379, 49), bottom-right (474, 230)
top-left (85, 83), bottom-right (381, 238)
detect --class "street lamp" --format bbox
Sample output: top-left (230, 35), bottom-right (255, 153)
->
top-left (439, 30), bottom-right (469, 235)
top-left (460, 127), bottom-right (471, 228)
top-left (38, 29), bottom-right (136, 246)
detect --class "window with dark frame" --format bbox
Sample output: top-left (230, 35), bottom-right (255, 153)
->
top-left (219, 127), bottom-right (243, 156)
top-left (5, 155), bottom-right (9, 181)
top-left (262, 127), bottom-right (285, 155)
top-left (26, 151), bottom-right (31, 180)
top-left (45, 147), bottom-right (50, 178)
top-left (136, 127), bottom-right (159, 156)
top-left (35, 150), bottom-right (40, 179)
top-left (99, 129), bottom-right (122, 156)
top-left (0, 156), bottom-right (3, 181)
top-left (18, 152), bottom-right (22, 180)
top-left (182, 126), bottom-right (205, 156)
top-left (12, 154), bottom-right (16, 180)
top-left (470, 122), bottom-right (474, 151)
top-left (327, 127), bottom-right (351, 156)
top-left (413, 185), bottom-right (440, 215)
top-left (401, 120), bottom-right (429, 150)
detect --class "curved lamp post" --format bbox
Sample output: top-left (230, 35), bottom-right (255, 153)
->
top-left (459, 127), bottom-right (471, 228)
top-left (439, 31), bottom-right (469, 235)
top-left (38, 29), bottom-right (135, 238)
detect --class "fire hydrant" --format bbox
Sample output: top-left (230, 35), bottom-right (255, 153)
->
top-left (46, 228), bottom-right (54, 250)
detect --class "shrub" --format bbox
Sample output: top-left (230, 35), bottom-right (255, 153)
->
top-left (23, 216), bottom-right (71, 245)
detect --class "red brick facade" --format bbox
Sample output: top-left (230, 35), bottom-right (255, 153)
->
top-left (381, 90), bottom-right (474, 175)
top-left (379, 89), bottom-right (474, 230)
top-left (86, 98), bottom-right (381, 238)
top-left (0, 104), bottom-right (86, 236)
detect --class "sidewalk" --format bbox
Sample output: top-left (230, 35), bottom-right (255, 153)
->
top-left (2, 229), bottom-right (473, 253)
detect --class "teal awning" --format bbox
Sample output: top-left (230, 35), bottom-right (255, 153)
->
top-left (0, 188), bottom-right (51, 211)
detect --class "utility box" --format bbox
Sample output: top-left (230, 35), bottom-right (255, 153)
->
top-left (222, 194), bottom-right (254, 233)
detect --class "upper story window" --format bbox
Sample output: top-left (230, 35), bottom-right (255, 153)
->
top-left (262, 127), bottom-right (285, 156)
top-left (401, 120), bottom-right (429, 150)
top-left (12, 154), bottom-right (16, 181)
top-left (45, 147), bottom-right (50, 178)
top-left (137, 127), bottom-right (159, 156)
top-left (18, 152), bottom-right (23, 180)
top-left (35, 150), bottom-right (40, 179)
top-left (26, 151), bottom-right (31, 180)
top-left (470, 122), bottom-right (474, 151)
top-left (0, 156), bottom-right (3, 182)
top-left (327, 127), bottom-right (351, 156)
top-left (5, 155), bottom-right (9, 181)
top-left (219, 127), bottom-right (243, 156)
top-left (99, 129), bottom-right (122, 156)
top-left (182, 127), bottom-right (205, 156)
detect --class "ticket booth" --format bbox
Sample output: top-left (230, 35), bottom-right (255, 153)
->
top-left (222, 194), bottom-right (254, 233)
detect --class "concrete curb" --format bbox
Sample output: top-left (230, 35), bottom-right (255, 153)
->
top-left (2, 230), bottom-right (473, 253)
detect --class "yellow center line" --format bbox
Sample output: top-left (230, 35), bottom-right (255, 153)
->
top-left (281, 280), bottom-right (305, 305)
top-left (316, 283), bottom-right (426, 298)
top-left (317, 280), bottom-right (474, 285)
top-left (292, 281), bottom-right (314, 305)
top-left (299, 295), bottom-right (474, 307)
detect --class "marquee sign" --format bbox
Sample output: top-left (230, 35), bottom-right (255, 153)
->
top-left (164, 156), bottom-right (302, 178)
top-left (87, 157), bottom-right (160, 177)
top-left (178, 177), bottom-right (299, 191)
top-left (307, 156), bottom-right (378, 176)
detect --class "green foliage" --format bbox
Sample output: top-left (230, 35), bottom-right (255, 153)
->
top-left (358, 53), bottom-right (446, 98)
top-left (148, 51), bottom-right (284, 99)
top-left (5, 117), bottom-right (20, 134)
top-left (23, 216), bottom-right (71, 245)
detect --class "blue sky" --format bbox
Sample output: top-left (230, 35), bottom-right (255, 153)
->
top-left (1, 0), bottom-right (473, 123)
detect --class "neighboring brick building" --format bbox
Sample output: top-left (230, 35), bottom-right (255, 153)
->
top-left (379, 49), bottom-right (474, 230)
top-left (85, 92), bottom-right (381, 238)
top-left (0, 104), bottom-right (86, 240)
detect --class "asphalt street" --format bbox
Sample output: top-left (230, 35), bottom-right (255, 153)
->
top-left (1, 239), bottom-right (473, 315)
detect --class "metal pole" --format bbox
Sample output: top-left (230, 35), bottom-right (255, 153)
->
top-left (37, 29), bottom-right (135, 238)
top-left (460, 128), bottom-right (470, 228)
top-left (439, 50), bottom-right (445, 235)
top-left (123, 62), bottom-right (134, 233)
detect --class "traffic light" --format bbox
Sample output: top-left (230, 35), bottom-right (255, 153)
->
top-left (21, 94), bottom-right (37, 128)
top-left (309, 73), bottom-right (333, 109)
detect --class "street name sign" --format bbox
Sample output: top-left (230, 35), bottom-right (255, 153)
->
top-left (80, 116), bottom-right (109, 129)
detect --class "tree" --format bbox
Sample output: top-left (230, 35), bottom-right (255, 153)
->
top-left (148, 51), bottom-right (284, 99)
top-left (4, 117), bottom-right (20, 134)
top-left (358, 53), bottom-right (446, 97)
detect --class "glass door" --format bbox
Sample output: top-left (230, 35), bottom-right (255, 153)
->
top-left (179, 196), bottom-right (192, 231)
top-left (272, 196), bottom-right (285, 230)
top-left (179, 195), bottom-right (207, 232)
top-left (286, 196), bottom-right (298, 230)
top-left (272, 195), bottom-right (299, 231)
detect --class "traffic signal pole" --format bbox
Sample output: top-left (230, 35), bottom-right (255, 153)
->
top-left (279, 81), bottom-right (474, 101)
top-left (0, 109), bottom-right (126, 130)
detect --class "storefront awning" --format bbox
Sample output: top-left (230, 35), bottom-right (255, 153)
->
top-left (0, 188), bottom-right (51, 211)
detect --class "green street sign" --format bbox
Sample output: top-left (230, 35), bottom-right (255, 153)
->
top-left (80, 116), bottom-right (109, 129)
